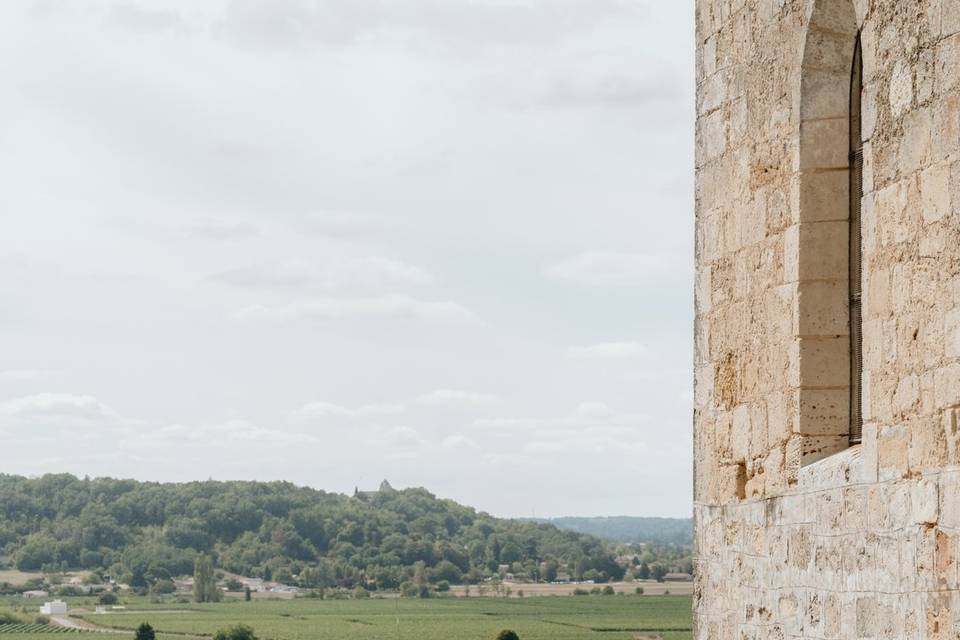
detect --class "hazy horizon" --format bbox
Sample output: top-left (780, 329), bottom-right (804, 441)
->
top-left (0, 0), bottom-right (694, 519)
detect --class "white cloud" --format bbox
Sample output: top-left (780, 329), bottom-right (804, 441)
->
top-left (0, 369), bottom-right (63, 381)
top-left (218, 0), bottom-right (645, 49)
top-left (214, 257), bottom-right (435, 292)
top-left (541, 73), bottom-right (683, 110)
top-left (0, 0), bottom-right (694, 517)
top-left (109, 3), bottom-right (186, 34)
top-left (185, 217), bottom-right (260, 240)
top-left (544, 252), bottom-right (674, 287)
top-left (236, 295), bottom-right (475, 323)
top-left (294, 212), bottom-right (396, 238)
top-left (567, 341), bottom-right (648, 360)
top-left (441, 434), bottom-right (479, 450)
top-left (0, 393), bottom-right (116, 421)
top-left (293, 401), bottom-right (405, 421)
top-left (417, 389), bottom-right (498, 407)
top-left (576, 401), bottom-right (614, 419)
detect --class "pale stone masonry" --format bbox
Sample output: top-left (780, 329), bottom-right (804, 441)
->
top-left (694, 0), bottom-right (960, 638)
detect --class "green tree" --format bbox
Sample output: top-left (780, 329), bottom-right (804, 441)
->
top-left (134, 623), bottom-right (156, 640)
top-left (651, 564), bottom-right (668, 582)
top-left (541, 561), bottom-right (558, 583)
top-left (152, 579), bottom-right (176, 595)
top-left (212, 624), bottom-right (256, 640)
top-left (352, 585), bottom-right (370, 599)
top-left (429, 560), bottom-right (463, 584)
top-left (193, 555), bottom-right (222, 603)
top-left (495, 631), bottom-right (520, 640)
top-left (637, 561), bottom-right (651, 580)
top-left (99, 592), bottom-right (119, 606)
top-left (413, 561), bottom-right (429, 598)
top-left (244, 586), bottom-right (251, 602)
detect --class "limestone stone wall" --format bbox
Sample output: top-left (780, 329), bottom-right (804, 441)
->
top-left (694, 0), bottom-right (960, 637)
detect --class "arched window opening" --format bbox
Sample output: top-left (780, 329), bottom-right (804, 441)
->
top-left (849, 35), bottom-right (863, 445)
top-left (793, 0), bottom-right (860, 468)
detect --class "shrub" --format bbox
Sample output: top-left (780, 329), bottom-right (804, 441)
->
top-left (212, 624), bottom-right (257, 640)
top-left (99, 592), bottom-right (119, 605)
top-left (353, 586), bottom-right (370, 599)
top-left (635, 587), bottom-right (644, 595)
top-left (400, 581), bottom-right (418, 598)
top-left (152, 579), bottom-right (176, 595)
top-left (435, 581), bottom-right (450, 592)
top-left (134, 623), bottom-right (156, 640)
top-left (602, 585), bottom-right (615, 596)
top-left (0, 611), bottom-right (25, 625)
top-left (571, 588), bottom-right (589, 596)
top-left (663, 589), bottom-right (670, 595)
top-left (495, 631), bottom-right (520, 640)
top-left (34, 615), bottom-right (51, 625)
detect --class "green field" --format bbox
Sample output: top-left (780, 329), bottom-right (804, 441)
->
top-left (0, 626), bottom-right (91, 634)
top-left (64, 595), bottom-right (692, 640)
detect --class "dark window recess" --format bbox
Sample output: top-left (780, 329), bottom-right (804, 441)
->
top-left (849, 34), bottom-right (864, 445)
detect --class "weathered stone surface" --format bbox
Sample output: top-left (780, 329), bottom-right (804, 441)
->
top-left (694, 1), bottom-right (960, 637)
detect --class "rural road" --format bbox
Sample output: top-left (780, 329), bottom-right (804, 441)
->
top-left (50, 616), bottom-right (91, 630)
top-left (51, 615), bottom-right (124, 633)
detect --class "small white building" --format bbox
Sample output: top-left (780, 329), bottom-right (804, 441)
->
top-left (40, 600), bottom-right (67, 615)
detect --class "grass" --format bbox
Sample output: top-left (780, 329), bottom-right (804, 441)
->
top-left (68, 594), bottom-right (693, 640)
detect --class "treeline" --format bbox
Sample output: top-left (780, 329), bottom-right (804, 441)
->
top-left (530, 517), bottom-right (693, 545)
top-left (0, 475), bottom-right (625, 590)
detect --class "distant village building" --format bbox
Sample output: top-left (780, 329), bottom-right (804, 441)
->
top-left (240, 578), bottom-right (264, 592)
top-left (268, 584), bottom-right (299, 594)
top-left (21, 590), bottom-right (48, 599)
top-left (353, 479), bottom-right (396, 500)
top-left (39, 601), bottom-right (67, 615)
top-left (173, 578), bottom-right (193, 593)
top-left (662, 572), bottom-right (692, 582)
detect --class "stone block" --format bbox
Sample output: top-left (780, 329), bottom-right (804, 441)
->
top-left (934, 363), bottom-right (960, 409)
top-left (800, 117), bottom-right (849, 170)
top-left (921, 163), bottom-right (952, 223)
top-left (937, 33), bottom-right (960, 95)
top-left (797, 169), bottom-right (849, 223)
top-left (795, 280), bottom-right (849, 337)
top-left (912, 479), bottom-right (940, 524)
top-left (796, 388), bottom-right (849, 436)
top-left (900, 107), bottom-right (933, 175)
top-left (797, 336), bottom-right (850, 389)
top-left (878, 425), bottom-right (910, 480)
top-left (945, 308), bottom-right (960, 358)
top-left (800, 435), bottom-right (848, 466)
top-left (940, 471), bottom-right (960, 528)
top-left (889, 59), bottom-right (914, 118)
top-left (894, 374), bottom-right (921, 416)
top-left (946, 0), bottom-right (960, 36)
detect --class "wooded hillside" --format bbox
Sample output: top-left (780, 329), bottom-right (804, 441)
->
top-left (0, 474), bottom-right (624, 589)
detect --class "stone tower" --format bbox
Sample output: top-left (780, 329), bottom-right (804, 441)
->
top-left (694, 1), bottom-right (960, 637)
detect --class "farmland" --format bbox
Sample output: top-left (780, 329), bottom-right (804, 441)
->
top-left (43, 594), bottom-right (693, 640)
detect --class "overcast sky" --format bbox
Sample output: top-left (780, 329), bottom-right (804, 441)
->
top-left (0, 0), bottom-right (693, 518)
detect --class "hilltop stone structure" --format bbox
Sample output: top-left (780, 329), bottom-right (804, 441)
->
top-left (694, 1), bottom-right (960, 637)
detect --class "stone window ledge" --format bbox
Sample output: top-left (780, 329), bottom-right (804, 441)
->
top-left (795, 444), bottom-right (862, 492)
